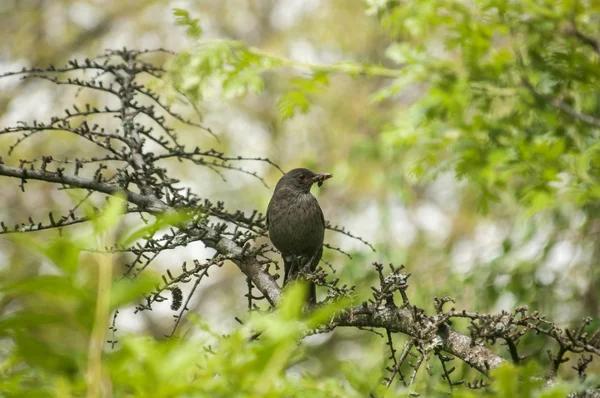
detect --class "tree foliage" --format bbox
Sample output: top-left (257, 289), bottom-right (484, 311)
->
top-left (170, 1), bottom-right (600, 212)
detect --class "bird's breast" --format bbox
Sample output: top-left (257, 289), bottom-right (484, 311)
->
top-left (267, 192), bottom-right (325, 256)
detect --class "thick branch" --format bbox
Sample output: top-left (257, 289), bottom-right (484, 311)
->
top-left (186, 225), bottom-right (282, 306)
top-left (0, 164), bottom-right (165, 212)
top-left (334, 305), bottom-right (504, 375)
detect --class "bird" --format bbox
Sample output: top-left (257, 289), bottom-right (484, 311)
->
top-left (266, 168), bottom-right (333, 304)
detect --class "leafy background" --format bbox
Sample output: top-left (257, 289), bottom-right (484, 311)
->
top-left (0, 0), bottom-right (598, 396)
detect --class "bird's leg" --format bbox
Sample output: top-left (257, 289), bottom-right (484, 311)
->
top-left (283, 254), bottom-right (318, 304)
top-left (286, 254), bottom-right (315, 280)
top-left (283, 255), bottom-right (298, 284)
top-left (301, 252), bottom-right (319, 305)
top-left (301, 252), bottom-right (318, 274)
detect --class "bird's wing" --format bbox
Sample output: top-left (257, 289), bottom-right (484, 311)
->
top-left (265, 198), bottom-right (271, 228)
top-left (318, 202), bottom-right (325, 227)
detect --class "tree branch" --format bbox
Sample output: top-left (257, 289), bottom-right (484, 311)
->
top-left (522, 78), bottom-right (600, 129)
top-left (0, 163), bottom-right (166, 212)
top-left (334, 305), bottom-right (504, 375)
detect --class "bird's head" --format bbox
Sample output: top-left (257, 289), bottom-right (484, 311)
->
top-left (277, 168), bottom-right (333, 193)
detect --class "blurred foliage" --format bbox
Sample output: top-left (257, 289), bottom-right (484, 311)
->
top-left (1, 0), bottom-right (599, 396)
top-left (373, 0), bottom-right (600, 214)
top-left (171, 0), bottom-right (600, 213)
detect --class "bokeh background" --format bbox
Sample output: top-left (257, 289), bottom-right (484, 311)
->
top-left (1, 0), bottom-right (598, 385)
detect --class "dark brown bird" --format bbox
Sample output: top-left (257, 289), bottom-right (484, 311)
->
top-left (266, 168), bottom-right (333, 304)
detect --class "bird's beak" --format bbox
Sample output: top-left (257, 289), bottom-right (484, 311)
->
top-left (314, 172), bottom-right (333, 187)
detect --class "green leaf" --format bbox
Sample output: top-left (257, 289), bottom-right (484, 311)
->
top-left (278, 283), bottom-right (307, 321)
top-left (110, 271), bottom-right (161, 310)
top-left (0, 313), bottom-right (64, 334)
top-left (7, 234), bottom-right (81, 275)
top-left (173, 8), bottom-right (202, 40)
top-left (2, 275), bottom-right (86, 301)
top-left (277, 91), bottom-right (310, 120)
top-left (306, 297), bottom-right (351, 329)
top-left (119, 211), bottom-right (191, 248)
top-left (91, 194), bottom-right (126, 236)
